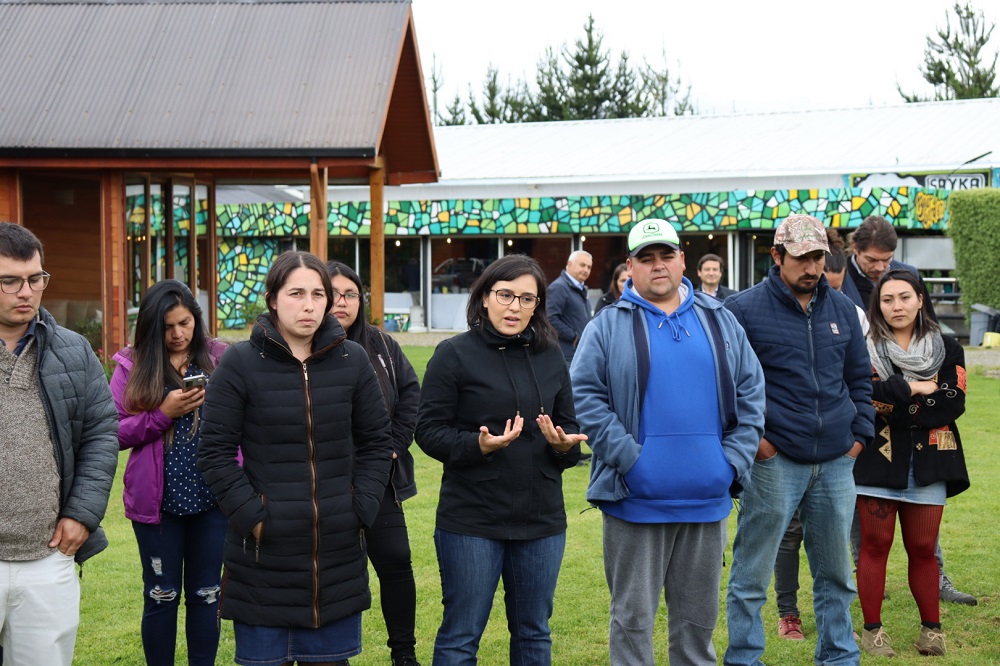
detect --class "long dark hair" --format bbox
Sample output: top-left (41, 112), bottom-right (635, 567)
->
top-left (124, 279), bottom-right (214, 414)
top-left (867, 269), bottom-right (939, 346)
top-left (326, 260), bottom-right (396, 413)
top-left (608, 262), bottom-right (627, 298)
top-left (465, 254), bottom-right (556, 350)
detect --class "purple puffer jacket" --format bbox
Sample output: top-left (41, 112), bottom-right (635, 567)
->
top-left (111, 338), bottom-right (228, 524)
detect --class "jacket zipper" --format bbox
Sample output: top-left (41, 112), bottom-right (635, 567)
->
top-left (259, 326), bottom-right (336, 629)
top-left (303, 361), bottom-right (321, 628)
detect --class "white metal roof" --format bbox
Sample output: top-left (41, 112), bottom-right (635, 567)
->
top-left (326, 98), bottom-right (1000, 200)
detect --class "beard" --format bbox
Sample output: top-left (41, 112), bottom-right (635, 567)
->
top-left (789, 277), bottom-right (819, 295)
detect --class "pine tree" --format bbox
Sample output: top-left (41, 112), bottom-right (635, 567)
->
top-left (899, 2), bottom-right (998, 101)
top-left (441, 14), bottom-right (693, 123)
top-left (563, 15), bottom-right (613, 119)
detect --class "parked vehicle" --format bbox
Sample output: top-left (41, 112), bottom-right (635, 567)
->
top-left (432, 257), bottom-right (486, 291)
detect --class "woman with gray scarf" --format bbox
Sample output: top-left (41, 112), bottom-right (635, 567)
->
top-left (854, 269), bottom-right (970, 659)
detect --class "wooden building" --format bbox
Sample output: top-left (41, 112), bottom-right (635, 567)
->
top-left (0, 0), bottom-right (438, 353)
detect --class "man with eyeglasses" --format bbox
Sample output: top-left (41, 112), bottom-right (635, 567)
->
top-left (0, 222), bottom-right (118, 666)
top-left (546, 250), bottom-right (593, 363)
top-left (571, 219), bottom-right (765, 666)
top-left (843, 215), bottom-right (937, 322)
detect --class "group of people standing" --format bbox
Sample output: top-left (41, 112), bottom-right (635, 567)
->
top-left (0, 214), bottom-right (974, 666)
top-left (535, 214), bottom-right (972, 665)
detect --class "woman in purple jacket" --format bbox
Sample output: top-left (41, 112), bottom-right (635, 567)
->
top-left (110, 279), bottom-right (228, 666)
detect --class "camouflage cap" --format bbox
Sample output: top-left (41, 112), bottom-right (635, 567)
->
top-left (628, 219), bottom-right (681, 256)
top-left (773, 214), bottom-right (829, 256)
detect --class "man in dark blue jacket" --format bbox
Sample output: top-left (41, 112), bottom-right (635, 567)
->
top-left (546, 250), bottom-right (592, 362)
top-left (723, 215), bottom-right (874, 666)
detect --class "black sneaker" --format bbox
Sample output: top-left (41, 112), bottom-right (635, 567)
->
top-left (392, 656), bottom-right (421, 666)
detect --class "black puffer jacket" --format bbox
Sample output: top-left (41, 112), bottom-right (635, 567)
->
top-left (854, 334), bottom-right (970, 498)
top-left (416, 323), bottom-right (581, 541)
top-left (198, 314), bottom-right (392, 628)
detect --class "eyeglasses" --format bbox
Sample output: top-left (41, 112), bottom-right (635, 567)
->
top-left (491, 289), bottom-right (540, 309)
top-left (0, 272), bottom-right (50, 294)
top-left (332, 290), bottom-right (361, 303)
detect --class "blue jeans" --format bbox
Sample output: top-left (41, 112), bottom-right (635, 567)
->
top-left (432, 529), bottom-right (566, 666)
top-left (233, 614), bottom-right (361, 666)
top-left (132, 507), bottom-right (227, 666)
top-left (725, 453), bottom-right (859, 666)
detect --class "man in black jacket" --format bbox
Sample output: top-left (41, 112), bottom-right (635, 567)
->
top-left (0, 222), bottom-right (118, 666)
top-left (546, 250), bottom-right (593, 363)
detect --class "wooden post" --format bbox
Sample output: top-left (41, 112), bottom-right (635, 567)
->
top-left (369, 163), bottom-right (385, 329)
top-left (205, 181), bottom-right (219, 335)
top-left (309, 164), bottom-right (328, 261)
top-left (0, 169), bottom-right (21, 223)
top-left (103, 170), bottom-right (127, 356)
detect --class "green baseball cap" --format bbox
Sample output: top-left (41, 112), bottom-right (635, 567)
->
top-left (628, 219), bottom-right (681, 256)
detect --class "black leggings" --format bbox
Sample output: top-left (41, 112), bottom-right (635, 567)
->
top-left (366, 486), bottom-right (417, 658)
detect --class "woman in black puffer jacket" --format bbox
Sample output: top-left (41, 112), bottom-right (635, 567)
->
top-left (199, 251), bottom-right (392, 666)
top-left (416, 254), bottom-right (587, 665)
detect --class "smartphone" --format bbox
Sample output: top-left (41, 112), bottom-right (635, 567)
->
top-left (182, 373), bottom-right (207, 389)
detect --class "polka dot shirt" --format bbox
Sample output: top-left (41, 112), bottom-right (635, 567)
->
top-left (162, 365), bottom-right (217, 516)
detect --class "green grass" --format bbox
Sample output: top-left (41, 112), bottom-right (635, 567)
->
top-left (74, 352), bottom-right (1000, 665)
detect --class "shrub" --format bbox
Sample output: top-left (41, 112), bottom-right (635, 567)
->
top-left (947, 189), bottom-right (1000, 319)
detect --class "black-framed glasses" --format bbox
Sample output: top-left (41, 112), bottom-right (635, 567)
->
top-left (491, 289), bottom-right (539, 309)
top-left (0, 272), bottom-right (50, 294)
top-left (332, 290), bottom-right (361, 303)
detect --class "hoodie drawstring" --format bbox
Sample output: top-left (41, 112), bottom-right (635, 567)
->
top-left (657, 312), bottom-right (691, 341)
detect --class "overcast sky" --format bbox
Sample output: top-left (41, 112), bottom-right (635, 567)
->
top-left (411, 0), bottom-right (997, 116)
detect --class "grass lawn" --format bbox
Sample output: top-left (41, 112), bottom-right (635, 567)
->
top-left (74, 349), bottom-right (1000, 665)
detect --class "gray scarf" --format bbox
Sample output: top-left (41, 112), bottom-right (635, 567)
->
top-left (867, 330), bottom-right (946, 381)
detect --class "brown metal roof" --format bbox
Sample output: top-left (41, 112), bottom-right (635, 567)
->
top-left (0, 0), bottom-right (438, 176)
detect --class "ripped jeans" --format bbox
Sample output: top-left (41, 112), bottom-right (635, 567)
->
top-left (132, 506), bottom-right (227, 666)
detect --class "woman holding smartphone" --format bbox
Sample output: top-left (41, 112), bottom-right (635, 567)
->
top-left (110, 279), bottom-right (228, 666)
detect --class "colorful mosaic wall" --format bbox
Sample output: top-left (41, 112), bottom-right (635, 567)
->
top-left (324, 187), bottom-right (950, 236)
top-left (217, 238), bottom-right (283, 328)
top-left (130, 186), bottom-right (953, 327)
top-left (218, 202), bottom-right (309, 237)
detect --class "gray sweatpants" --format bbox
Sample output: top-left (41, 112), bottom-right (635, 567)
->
top-left (603, 513), bottom-right (726, 666)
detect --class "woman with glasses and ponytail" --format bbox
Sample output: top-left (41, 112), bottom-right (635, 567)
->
top-left (416, 254), bottom-right (587, 665)
top-left (325, 261), bottom-right (422, 666)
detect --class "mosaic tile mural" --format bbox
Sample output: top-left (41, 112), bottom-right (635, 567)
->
top-left (130, 186), bottom-right (952, 327)
top-left (325, 187), bottom-right (949, 236)
top-left (216, 238), bottom-right (283, 328)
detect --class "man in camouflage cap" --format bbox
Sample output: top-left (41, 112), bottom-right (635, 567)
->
top-left (723, 214), bottom-right (873, 666)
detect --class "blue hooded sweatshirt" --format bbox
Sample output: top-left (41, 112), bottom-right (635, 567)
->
top-left (601, 280), bottom-right (734, 524)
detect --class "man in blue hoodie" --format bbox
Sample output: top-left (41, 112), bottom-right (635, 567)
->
top-left (723, 214), bottom-right (874, 666)
top-left (571, 219), bottom-right (765, 666)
